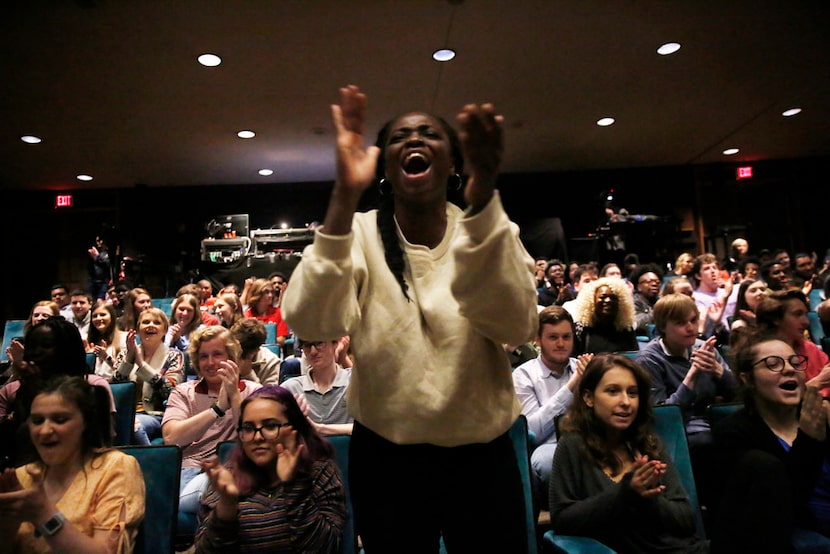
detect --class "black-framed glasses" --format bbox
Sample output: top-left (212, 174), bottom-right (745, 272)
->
top-left (238, 421), bottom-right (287, 442)
top-left (299, 341), bottom-right (325, 352)
top-left (752, 354), bottom-right (808, 373)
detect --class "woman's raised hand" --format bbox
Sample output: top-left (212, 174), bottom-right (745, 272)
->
top-left (202, 458), bottom-right (239, 500)
top-left (456, 103), bottom-right (503, 213)
top-left (275, 428), bottom-right (304, 483)
top-left (331, 85), bottom-right (381, 194)
top-left (799, 385), bottom-right (827, 441)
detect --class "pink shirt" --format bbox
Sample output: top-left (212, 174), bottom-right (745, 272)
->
top-left (162, 378), bottom-right (261, 468)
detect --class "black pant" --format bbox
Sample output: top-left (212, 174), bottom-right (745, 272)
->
top-left (350, 421), bottom-right (528, 554)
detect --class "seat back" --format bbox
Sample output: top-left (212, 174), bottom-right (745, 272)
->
top-left (120, 444), bottom-right (182, 554)
top-left (652, 404), bottom-right (706, 539)
top-left (809, 288), bottom-right (824, 311)
top-left (154, 297), bottom-right (176, 318)
top-left (279, 357), bottom-right (302, 384)
top-left (808, 311), bottom-right (825, 344)
top-left (706, 401), bottom-right (743, 430)
top-left (0, 319), bottom-right (26, 363)
top-left (85, 352), bottom-right (97, 373)
top-left (508, 414), bottom-right (540, 554)
top-left (263, 343), bottom-right (281, 359)
top-left (329, 435), bottom-right (358, 554)
top-left (110, 381), bottom-right (137, 446)
top-left (264, 322), bottom-right (277, 345)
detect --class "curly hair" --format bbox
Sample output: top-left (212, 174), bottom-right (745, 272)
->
top-left (187, 325), bottom-right (241, 374)
top-left (573, 277), bottom-right (636, 331)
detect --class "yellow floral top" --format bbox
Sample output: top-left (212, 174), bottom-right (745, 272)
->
top-left (14, 449), bottom-right (145, 553)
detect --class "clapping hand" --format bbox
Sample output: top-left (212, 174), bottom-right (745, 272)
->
top-left (629, 455), bottom-right (667, 498)
top-left (0, 466), bottom-right (51, 527)
top-left (331, 85), bottom-right (380, 194)
top-left (799, 385), bottom-right (827, 441)
top-left (201, 457), bottom-right (239, 521)
top-left (456, 103), bottom-right (503, 212)
top-left (276, 428), bottom-right (304, 483)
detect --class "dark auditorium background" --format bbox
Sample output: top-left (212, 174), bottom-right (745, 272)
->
top-left (1, 154), bottom-right (826, 320)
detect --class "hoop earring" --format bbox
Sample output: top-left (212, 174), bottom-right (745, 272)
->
top-left (378, 178), bottom-right (390, 196)
top-left (451, 173), bottom-right (463, 191)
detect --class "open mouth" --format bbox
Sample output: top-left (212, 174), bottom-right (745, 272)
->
top-left (403, 152), bottom-right (430, 175)
top-left (779, 381), bottom-right (799, 391)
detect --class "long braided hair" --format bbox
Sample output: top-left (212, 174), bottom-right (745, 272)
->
top-left (373, 113), bottom-right (464, 300)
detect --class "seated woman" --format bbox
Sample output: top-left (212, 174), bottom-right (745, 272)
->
top-left (0, 316), bottom-right (116, 469)
top-left (195, 385), bottom-right (346, 553)
top-left (755, 290), bottom-right (830, 393)
top-left (113, 307), bottom-right (184, 445)
top-left (711, 329), bottom-right (830, 553)
top-left (4, 300), bottom-right (61, 381)
top-left (243, 279), bottom-right (290, 347)
top-left (165, 293), bottom-right (205, 354)
top-left (727, 278), bottom-right (767, 347)
top-left (572, 277), bottom-right (639, 355)
top-left (88, 301), bottom-right (128, 381)
top-left (213, 293), bottom-right (244, 330)
top-left (549, 354), bottom-right (708, 553)
top-left (162, 326), bottom-right (261, 518)
top-left (0, 375), bottom-right (145, 553)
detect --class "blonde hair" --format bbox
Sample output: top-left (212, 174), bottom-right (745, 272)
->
top-left (188, 325), bottom-right (242, 374)
top-left (573, 277), bottom-right (636, 331)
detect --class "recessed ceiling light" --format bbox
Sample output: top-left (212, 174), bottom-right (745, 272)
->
top-left (77, 174), bottom-right (93, 181)
top-left (432, 48), bottom-right (456, 62)
top-left (723, 148), bottom-right (739, 155)
top-left (258, 169), bottom-right (274, 176)
top-left (198, 53), bottom-right (222, 67)
top-left (237, 130), bottom-right (255, 139)
top-left (597, 117), bottom-right (615, 127)
top-left (21, 135), bottom-right (42, 144)
top-left (782, 107), bottom-right (802, 117)
top-left (657, 42), bottom-right (681, 56)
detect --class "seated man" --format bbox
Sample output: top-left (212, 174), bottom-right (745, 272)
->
top-left (511, 306), bottom-right (592, 511)
top-left (230, 317), bottom-right (282, 385)
top-left (281, 337), bottom-right (353, 436)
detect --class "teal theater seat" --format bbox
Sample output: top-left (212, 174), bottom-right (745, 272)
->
top-left (120, 444), bottom-right (182, 554)
top-left (110, 381), bottom-right (136, 446)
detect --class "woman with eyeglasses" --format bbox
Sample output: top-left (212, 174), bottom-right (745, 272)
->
top-left (710, 328), bottom-right (830, 553)
top-left (194, 385), bottom-right (345, 553)
top-left (756, 289), bottom-right (830, 383)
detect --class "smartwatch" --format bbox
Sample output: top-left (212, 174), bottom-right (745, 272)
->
top-left (35, 512), bottom-right (66, 537)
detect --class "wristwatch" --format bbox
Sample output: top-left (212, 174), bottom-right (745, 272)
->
top-left (210, 403), bottom-right (226, 418)
top-left (35, 512), bottom-right (66, 537)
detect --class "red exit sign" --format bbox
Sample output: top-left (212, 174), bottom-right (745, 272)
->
top-left (55, 194), bottom-right (74, 208)
top-left (736, 166), bottom-right (753, 180)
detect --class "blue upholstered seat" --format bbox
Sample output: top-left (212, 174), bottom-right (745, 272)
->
top-left (110, 381), bottom-right (136, 446)
top-left (120, 444), bottom-right (182, 554)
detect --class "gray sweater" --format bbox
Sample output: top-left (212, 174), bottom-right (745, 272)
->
top-left (550, 432), bottom-right (709, 553)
